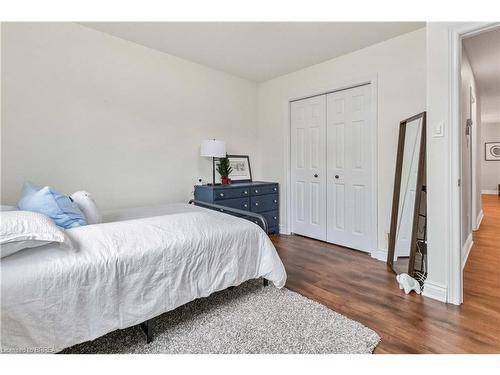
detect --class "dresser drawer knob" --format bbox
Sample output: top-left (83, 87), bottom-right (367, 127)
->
top-left (244, 191), bottom-right (248, 195)
top-left (219, 193), bottom-right (224, 197)
top-left (244, 204), bottom-right (248, 208)
top-left (255, 189), bottom-right (259, 193)
top-left (273, 187), bottom-right (277, 191)
top-left (274, 199), bottom-right (278, 203)
top-left (255, 202), bottom-right (259, 206)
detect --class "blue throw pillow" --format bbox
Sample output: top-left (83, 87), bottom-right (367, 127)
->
top-left (17, 182), bottom-right (87, 229)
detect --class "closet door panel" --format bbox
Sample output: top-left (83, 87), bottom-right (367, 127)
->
top-left (326, 85), bottom-right (373, 252)
top-left (290, 95), bottom-right (327, 240)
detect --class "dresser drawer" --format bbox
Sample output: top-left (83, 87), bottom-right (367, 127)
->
top-left (262, 210), bottom-right (279, 228)
top-left (213, 187), bottom-right (250, 201)
top-left (250, 194), bottom-right (279, 213)
top-left (250, 184), bottom-right (279, 196)
top-left (217, 197), bottom-right (250, 211)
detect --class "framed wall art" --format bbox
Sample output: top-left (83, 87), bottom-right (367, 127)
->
top-left (485, 142), bottom-right (500, 161)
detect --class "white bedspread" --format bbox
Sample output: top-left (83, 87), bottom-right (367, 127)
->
top-left (0, 204), bottom-right (286, 353)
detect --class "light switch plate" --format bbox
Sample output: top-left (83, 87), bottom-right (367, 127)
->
top-left (433, 121), bottom-right (445, 138)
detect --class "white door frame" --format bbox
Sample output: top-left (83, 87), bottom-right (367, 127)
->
top-left (470, 88), bottom-right (479, 232)
top-left (284, 75), bottom-right (378, 256)
top-left (448, 22), bottom-right (500, 304)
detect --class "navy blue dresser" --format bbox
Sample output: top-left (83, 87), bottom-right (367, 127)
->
top-left (194, 181), bottom-right (279, 234)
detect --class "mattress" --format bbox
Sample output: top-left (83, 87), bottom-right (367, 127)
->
top-left (0, 203), bottom-right (286, 353)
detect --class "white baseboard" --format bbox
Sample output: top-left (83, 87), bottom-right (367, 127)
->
top-left (461, 233), bottom-right (474, 270)
top-left (371, 248), bottom-right (388, 262)
top-left (279, 224), bottom-right (290, 235)
top-left (475, 209), bottom-right (484, 231)
top-left (422, 281), bottom-right (448, 303)
top-left (481, 189), bottom-right (498, 195)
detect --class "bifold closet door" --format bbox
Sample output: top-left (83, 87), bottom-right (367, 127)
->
top-left (326, 84), bottom-right (373, 253)
top-left (290, 95), bottom-right (327, 240)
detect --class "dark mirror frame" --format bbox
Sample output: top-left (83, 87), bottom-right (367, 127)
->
top-left (387, 112), bottom-right (427, 276)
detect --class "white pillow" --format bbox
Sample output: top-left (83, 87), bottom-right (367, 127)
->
top-left (0, 211), bottom-right (72, 258)
top-left (70, 191), bottom-right (101, 224)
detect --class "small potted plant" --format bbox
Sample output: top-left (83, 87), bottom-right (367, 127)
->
top-left (217, 156), bottom-right (233, 185)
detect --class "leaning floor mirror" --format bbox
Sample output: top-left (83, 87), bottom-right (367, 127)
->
top-left (387, 112), bottom-right (427, 282)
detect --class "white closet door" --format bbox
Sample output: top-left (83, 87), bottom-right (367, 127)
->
top-left (326, 85), bottom-right (373, 252)
top-left (290, 95), bottom-right (327, 240)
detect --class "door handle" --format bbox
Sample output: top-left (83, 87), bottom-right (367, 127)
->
top-left (314, 174), bottom-right (318, 178)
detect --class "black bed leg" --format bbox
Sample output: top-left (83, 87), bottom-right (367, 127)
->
top-left (140, 319), bottom-right (153, 344)
top-left (263, 278), bottom-right (269, 287)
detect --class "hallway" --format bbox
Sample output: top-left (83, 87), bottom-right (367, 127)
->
top-left (462, 194), bottom-right (500, 348)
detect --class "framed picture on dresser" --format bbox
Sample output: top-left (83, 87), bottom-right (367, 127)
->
top-left (227, 155), bottom-right (252, 182)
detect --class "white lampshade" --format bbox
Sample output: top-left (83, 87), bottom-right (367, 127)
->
top-left (200, 139), bottom-right (226, 158)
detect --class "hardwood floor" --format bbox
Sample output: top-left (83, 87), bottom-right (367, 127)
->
top-left (270, 194), bottom-right (500, 353)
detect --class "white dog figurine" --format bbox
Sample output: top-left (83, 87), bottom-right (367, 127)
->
top-left (396, 273), bottom-right (421, 295)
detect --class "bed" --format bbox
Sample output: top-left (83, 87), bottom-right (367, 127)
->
top-left (0, 203), bottom-right (286, 353)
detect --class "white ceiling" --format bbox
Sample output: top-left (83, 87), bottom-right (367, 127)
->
top-left (81, 22), bottom-right (424, 82)
top-left (464, 28), bottom-right (500, 125)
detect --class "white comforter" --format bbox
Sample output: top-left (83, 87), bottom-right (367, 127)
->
top-left (0, 204), bottom-right (286, 353)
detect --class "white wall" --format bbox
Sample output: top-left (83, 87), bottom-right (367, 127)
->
top-left (426, 22), bottom-right (460, 303)
top-left (0, 24), bottom-right (2, 190)
top-left (481, 123), bottom-right (500, 193)
top-left (257, 28), bottom-right (426, 255)
top-left (1, 23), bottom-right (259, 210)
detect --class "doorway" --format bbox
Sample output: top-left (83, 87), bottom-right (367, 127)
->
top-left (459, 26), bottom-right (500, 303)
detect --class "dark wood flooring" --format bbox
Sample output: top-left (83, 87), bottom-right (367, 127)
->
top-left (270, 194), bottom-right (500, 353)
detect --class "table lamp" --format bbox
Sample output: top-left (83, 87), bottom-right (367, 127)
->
top-left (200, 139), bottom-right (226, 185)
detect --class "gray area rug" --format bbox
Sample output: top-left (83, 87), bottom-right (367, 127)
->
top-left (62, 280), bottom-right (380, 354)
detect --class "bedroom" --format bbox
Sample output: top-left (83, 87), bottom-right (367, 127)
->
top-left (1, 0), bottom-right (499, 371)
